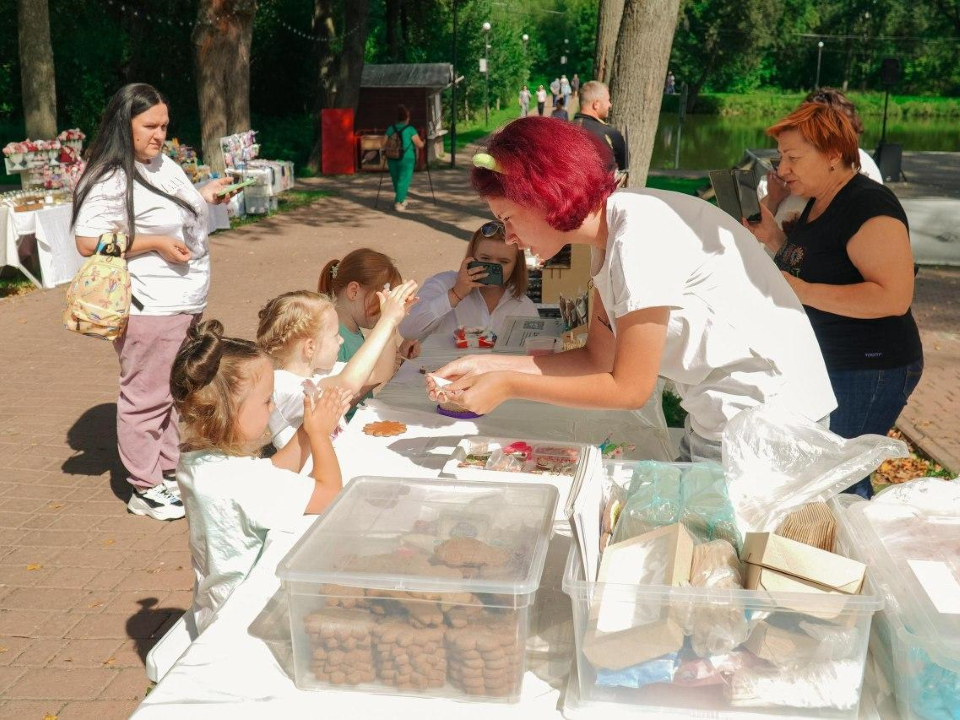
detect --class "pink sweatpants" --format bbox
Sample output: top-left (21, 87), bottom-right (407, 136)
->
top-left (114, 313), bottom-right (197, 490)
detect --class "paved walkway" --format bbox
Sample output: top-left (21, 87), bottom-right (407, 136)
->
top-left (0, 165), bottom-right (957, 718)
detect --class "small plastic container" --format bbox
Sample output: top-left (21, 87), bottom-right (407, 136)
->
top-left (842, 501), bottom-right (960, 719)
top-left (524, 335), bottom-right (557, 356)
top-left (277, 476), bottom-right (558, 702)
top-left (562, 461), bottom-right (883, 718)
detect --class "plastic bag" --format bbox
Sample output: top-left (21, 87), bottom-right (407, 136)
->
top-left (611, 461), bottom-right (741, 551)
top-left (722, 406), bottom-right (908, 535)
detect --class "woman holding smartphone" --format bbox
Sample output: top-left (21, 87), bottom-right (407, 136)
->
top-left (399, 223), bottom-right (538, 342)
top-left (427, 117), bottom-right (837, 461)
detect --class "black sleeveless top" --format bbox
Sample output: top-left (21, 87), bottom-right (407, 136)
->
top-left (774, 173), bottom-right (922, 371)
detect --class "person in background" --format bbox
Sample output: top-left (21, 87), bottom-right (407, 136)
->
top-left (571, 73), bottom-right (580, 100)
top-left (171, 320), bottom-right (351, 634)
top-left (400, 222), bottom-right (538, 342)
top-left (573, 80), bottom-right (627, 172)
top-left (560, 75), bottom-right (572, 110)
top-left (72, 83), bottom-right (236, 521)
top-left (760, 88), bottom-right (884, 231)
top-left (746, 103), bottom-right (922, 498)
top-left (535, 85), bottom-right (548, 116)
top-left (549, 77), bottom-right (561, 106)
top-left (665, 71), bottom-right (676, 95)
top-left (518, 85), bottom-right (531, 118)
top-left (551, 97), bottom-right (569, 121)
top-left (384, 104), bottom-right (425, 212)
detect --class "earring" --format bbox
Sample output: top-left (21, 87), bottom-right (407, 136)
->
top-left (830, 165), bottom-right (835, 172)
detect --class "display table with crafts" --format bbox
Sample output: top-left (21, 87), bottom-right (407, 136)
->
top-left (129, 335), bottom-right (918, 719)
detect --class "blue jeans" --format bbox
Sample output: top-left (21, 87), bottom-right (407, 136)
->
top-left (828, 359), bottom-right (924, 499)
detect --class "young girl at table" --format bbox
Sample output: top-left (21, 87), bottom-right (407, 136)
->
top-left (171, 319), bottom-right (352, 634)
top-left (257, 279), bottom-right (418, 446)
top-left (398, 223), bottom-right (538, 342)
top-left (318, 249), bottom-right (421, 416)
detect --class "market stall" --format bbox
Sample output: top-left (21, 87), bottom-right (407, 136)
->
top-left (131, 323), bottom-right (946, 719)
top-left (219, 131), bottom-right (295, 215)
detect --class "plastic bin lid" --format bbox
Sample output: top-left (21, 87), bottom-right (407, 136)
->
top-left (844, 501), bottom-right (960, 670)
top-left (277, 476), bottom-right (559, 596)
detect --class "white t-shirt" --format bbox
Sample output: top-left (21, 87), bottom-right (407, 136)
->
top-left (757, 148), bottom-right (883, 228)
top-left (74, 154), bottom-right (210, 315)
top-left (536, 89), bottom-right (547, 103)
top-left (268, 364), bottom-right (348, 449)
top-left (177, 451), bottom-right (314, 634)
top-left (399, 270), bottom-right (539, 342)
top-left (592, 190), bottom-right (836, 441)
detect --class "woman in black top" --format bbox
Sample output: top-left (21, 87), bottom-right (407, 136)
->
top-left (748, 102), bottom-right (923, 498)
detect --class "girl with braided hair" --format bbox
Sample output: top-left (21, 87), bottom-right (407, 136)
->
top-left (256, 281), bottom-right (417, 448)
top-left (170, 319), bottom-right (352, 634)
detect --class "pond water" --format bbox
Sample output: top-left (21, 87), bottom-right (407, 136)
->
top-left (651, 114), bottom-right (960, 171)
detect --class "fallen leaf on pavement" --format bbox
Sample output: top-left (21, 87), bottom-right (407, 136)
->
top-left (26, 563), bottom-right (42, 571)
top-left (103, 657), bottom-right (116, 666)
top-left (103, 539), bottom-right (115, 546)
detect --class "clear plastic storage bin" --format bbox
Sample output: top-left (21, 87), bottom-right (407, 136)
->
top-left (842, 500), bottom-right (960, 719)
top-left (277, 476), bottom-right (558, 702)
top-left (563, 461), bottom-right (883, 717)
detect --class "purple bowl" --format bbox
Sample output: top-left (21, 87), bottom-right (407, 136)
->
top-left (436, 404), bottom-right (483, 420)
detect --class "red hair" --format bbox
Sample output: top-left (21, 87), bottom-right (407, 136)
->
top-left (471, 117), bottom-right (618, 232)
top-left (767, 103), bottom-right (860, 169)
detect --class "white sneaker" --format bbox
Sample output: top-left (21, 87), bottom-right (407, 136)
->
top-left (127, 484), bottom-right (185, 521)
top-left (395, 202), bottom-right (406, 212)
top-left (162, 473), bottom-right (181, 499)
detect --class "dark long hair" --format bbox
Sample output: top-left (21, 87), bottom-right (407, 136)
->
top-left (71, 83), bottom-right (197, 241)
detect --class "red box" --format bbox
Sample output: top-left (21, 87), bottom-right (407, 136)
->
top-left (321, 109), bottom-right (356, 175)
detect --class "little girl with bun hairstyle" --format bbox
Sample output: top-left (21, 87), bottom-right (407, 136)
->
top-left (257, 280), bottom-right (417, 444)
top-left (171, 319), bottom-right (351, 634)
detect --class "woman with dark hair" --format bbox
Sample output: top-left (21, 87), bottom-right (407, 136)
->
top-left (747, 103), bottom-right (922, 498)
top-left (72, 83), bottom-right (236, 520)
top-left (384, 104), bottom-right (425, 212)
top-left (428, 117), bottom-right (837, 461)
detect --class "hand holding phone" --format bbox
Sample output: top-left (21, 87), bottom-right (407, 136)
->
top-left (467, 261), bottom-right (504, 286)
top-left (216, 178), bottom-right (256, 197)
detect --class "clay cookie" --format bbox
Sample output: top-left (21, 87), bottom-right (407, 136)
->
top-left (363, 420), bottom-right (407, 437)
top-left (434, 537), bottom-right (510, 569)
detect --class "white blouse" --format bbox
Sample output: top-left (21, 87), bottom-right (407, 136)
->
top-left (399, 270), bottom-right (539, 342)
top-left (74, 154), bottom-right (210, 316)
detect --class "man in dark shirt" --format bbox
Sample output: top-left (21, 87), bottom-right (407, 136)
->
top-left (551, 97), bottom-right (569, 121)
top-left (573, 80), bottom-right (627, 172)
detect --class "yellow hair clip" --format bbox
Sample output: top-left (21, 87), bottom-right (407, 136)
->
top-left (472, 152), bottom-right (504, 174)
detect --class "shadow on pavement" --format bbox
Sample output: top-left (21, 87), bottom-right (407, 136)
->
top-left (63, 402), bottom-right (130, 501)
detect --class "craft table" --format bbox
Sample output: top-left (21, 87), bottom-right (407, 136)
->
top-left (130, 352), bottom-right (891, 719)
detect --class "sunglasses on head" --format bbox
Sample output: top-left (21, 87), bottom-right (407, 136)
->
top-left (480, 220), bottom-right (505, 237)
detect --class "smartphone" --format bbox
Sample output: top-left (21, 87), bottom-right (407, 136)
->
top-left (467, 260), bottom-right (504, 286)
top-left (708, 170), bottom-right (742, 221)
top-left (734, 169), bottom-right (762, 224)
top-left (771, 157), bottom-right (782, 172)
top-left (215, 178), bottom-right (256, 197)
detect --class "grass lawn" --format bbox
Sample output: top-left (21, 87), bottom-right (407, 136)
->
top-left (646, 175), bottom-right (709, 196)
top-left (229, 189), bottom-right (331, 229)
top-left (442, 107), bottom-right (524, 154)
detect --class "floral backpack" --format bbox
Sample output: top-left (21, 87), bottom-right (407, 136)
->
top-left (63, 232), bottom-right (137, 341)
top-left (383, 125), bottom-right (405, 160)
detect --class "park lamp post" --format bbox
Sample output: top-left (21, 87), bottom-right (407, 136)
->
top-left (815, 40), bottom-right (824, 89)
top-left (561, 37), bottom-right (568, 66)
top-left (482, 21), bottom-right (492, 125)
top-left (522, 33), bottom-right (529, 51)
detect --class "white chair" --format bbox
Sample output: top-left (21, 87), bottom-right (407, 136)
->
top-left (146, 612), bottom-right (198, 683)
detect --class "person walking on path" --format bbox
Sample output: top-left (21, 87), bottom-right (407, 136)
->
top-left (71, 83), bottom-right (235, 521)
top-left (535, 85), bottom-right (547, 116)
top-left (560, 75), bottom-right (572, 110)
top-left (550, 77), bottom-right (561, 106)
top-left (518, 85), bottom-right (531, 117)
top-left (665, 71), bottom-right (676, 95)
top-left (385, 104), bottom-right (425, 212)
top-left (571, 73), bottom-right (580, 98)
top-left (551, 97), bottom-right (569, 121)
top-left (573, 80), bottom-right (627, 172)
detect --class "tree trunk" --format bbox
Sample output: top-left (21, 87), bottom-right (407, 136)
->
top-left (593, 0), bottom-right (625, 83)
top-left (17, 0), bottom-right (57, 139)
top-left (307, 0), bottom-right (371, 173)
top-left (608, 0), bottom-right (681, 188)
top-left (386, 0), bottom-right (402, 61)
top-left (193, 0), bottom-right (257, 174)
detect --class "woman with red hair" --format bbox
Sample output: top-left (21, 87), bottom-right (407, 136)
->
top-left (747, 103), bottom-right (922, 498)
top-left (428, 117), bottom-right (837, 461)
